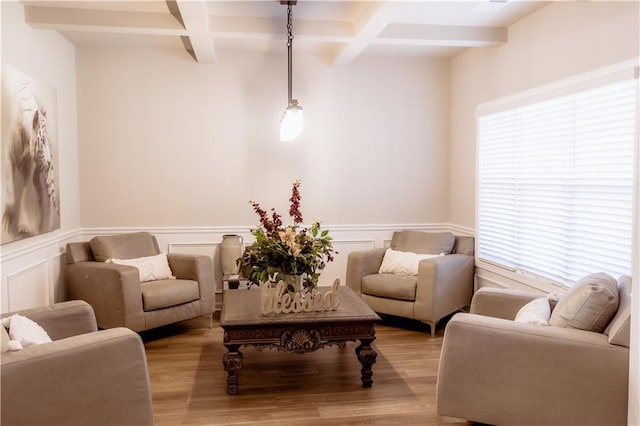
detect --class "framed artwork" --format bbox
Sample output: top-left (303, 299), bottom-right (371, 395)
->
top-left (1, 64), bottom-right (61, 244)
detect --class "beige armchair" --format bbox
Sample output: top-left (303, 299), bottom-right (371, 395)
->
top-left (436, 276), bottom-right (631, 425)
top-left (346, 231), bottom-right (475, 337)
top-left (1, 300), bottom-right (153, 426)
top-left (65, 231), bottom-right (214, 332)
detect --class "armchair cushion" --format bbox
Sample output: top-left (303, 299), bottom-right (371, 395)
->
top-left (90, 231), bottom-right (160, 262)
top-left (391, 231), bottom-right (455, 255)
top-left (140, 279), bottom-right (200, 311)
top-left (107, 252), bottom-right (174, 282)
top-left (362, 273), bottom-right (417, 301)
top-left (549, 272), bottom-right (619, 333)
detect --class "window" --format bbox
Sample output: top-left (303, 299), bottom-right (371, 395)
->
top-left (477, 75), bottom-right (637, 287)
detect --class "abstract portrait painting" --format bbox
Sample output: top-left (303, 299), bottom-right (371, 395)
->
top-left (1, 64), bottom-right (61, 244)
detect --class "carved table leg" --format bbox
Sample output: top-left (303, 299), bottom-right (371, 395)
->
top-left (355, 338), bottom-right (377, 388)
top-left (223, 345), bottom-right (243, 395)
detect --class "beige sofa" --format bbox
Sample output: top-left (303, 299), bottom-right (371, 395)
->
top-left (346, 231), bottom-right (475, 336)
top-left (1, 300), bottom-right (153, 426)
top-left (436, 275), bottom-right (631, 425)
top-left (66, 231), bottom-right (214, 332)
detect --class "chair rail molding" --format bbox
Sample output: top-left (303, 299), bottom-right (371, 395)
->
top-left (2, 223), bottom-right (471, 313)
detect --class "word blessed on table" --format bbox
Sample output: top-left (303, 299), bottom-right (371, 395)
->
top-left (260, 279), bottom-right (341, 315)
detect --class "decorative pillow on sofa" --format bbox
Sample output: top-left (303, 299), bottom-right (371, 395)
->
top-left (107, 253), bottom-right (174, 283)
top-left (514, 297), bottom-right (551, 326)
top-left (378, 248), bottom-right (442, 276)
top-left (1, 314), bottom-right (52, 349)
top-left (549, 272), bottom-right (619, 333)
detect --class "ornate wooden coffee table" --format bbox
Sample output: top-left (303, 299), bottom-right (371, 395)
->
top-left (220, 285), bottom-right (380, 395)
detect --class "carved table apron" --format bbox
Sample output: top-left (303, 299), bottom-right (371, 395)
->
top-left (220, 286), bottom-right (380, 395)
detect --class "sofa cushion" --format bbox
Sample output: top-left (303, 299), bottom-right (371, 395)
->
top-left (549, 272), bottom-right (619, 333)
top-left (140, 279), bottom-right (200, 311)
top-left (514, 297), bottom-right (551, 326)
top-left (362, 274), bottom-right (417, 301)
top-left (391, 231), bottom-right (455, 255)
top-left (90, 232), bottom-right (160, 262)
top-left (107, 253), bottom-right (174, 282)
top-left (379, 248), bottom-right (442, 276)
top-left (604, 275), bottom-right (632, 347)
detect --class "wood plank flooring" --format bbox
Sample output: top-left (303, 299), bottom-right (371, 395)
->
top-left (142, 313), bottom-right (470, 425)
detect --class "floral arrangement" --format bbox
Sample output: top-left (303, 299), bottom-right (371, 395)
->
top-left (239, 180), bottom-right (336, 293)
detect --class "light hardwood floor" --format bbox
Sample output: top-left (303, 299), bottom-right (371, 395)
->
top-left (142, 313), bottom-right (470, 426)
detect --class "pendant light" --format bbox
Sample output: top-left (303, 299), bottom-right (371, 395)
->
top-left (279, 1), bottom-right (303, 142)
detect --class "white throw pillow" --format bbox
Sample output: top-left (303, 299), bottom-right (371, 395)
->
top-left (107, 253), bottom-right (174, 282)
top-left (4, 314), bottom-right (52, 348)
top-left (378, 248), bottom-right (443, 276)
top-left (514, 297), bottom-right (551, 326)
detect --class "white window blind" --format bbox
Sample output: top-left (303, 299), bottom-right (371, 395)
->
top-left (477, 78), bottom-right (637, 287)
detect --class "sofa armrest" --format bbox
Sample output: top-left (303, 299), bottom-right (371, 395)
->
top-left (470, 287), bottom-right (547, 320)
top-left (167, 253), bottom-right (212, 283)
top-left (65, 262), bottom-right (145, 330)
top-left (437, 313), bottom-right (629, 426)
top-left (167, 253), bottom-right (214, 315)
top-left (346, 248), bottom-right (386, 294)
top-left (414, 254), bottom-right (474, 322)
top-left (1, 300), bottom-right (97, 340)
top-left (1, 328), bottom-right (153, 426)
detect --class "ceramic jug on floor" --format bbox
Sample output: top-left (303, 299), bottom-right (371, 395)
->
top-left (220, 234), bottom-right (244, 276)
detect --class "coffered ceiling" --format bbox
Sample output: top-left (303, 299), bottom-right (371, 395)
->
top-left (22, 0), bottom-right (549, 65)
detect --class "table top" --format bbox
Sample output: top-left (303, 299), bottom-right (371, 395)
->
top-left (220, 285), bottom-right (380, 327)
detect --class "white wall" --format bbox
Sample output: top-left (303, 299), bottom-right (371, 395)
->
top-left (76, 47), bottom-right (451, 228)
top-left (0, 1), bottom-right (80, 312)
top-left (448, 2), bottom-right (639, 424)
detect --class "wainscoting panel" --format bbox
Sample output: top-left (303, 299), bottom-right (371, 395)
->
top-left (1, 224), bottom-right (470, 313)
top-left (50, 252), bottom-right (66, 304)
top-left (319, 239), bottom-right (376, 287)
top-left (1, 230), bottom-right (80, 312)
top-left (6, 260), bottom-right (50, 312)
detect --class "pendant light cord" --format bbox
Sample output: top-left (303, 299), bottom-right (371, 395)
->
top-left (287, 2), bottom-right (294, 107)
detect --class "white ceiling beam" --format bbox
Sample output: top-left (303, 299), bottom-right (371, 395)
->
top-left (175, 0), bottom-right (215, 64)
top-left (24, 6), bottom-right (184, 35)
top-left (376, 24), bottom-right (507, 47)
top-left (212, 16), bottom-right (352, 43)
top-left (331, 1), bottom-right (391, 67)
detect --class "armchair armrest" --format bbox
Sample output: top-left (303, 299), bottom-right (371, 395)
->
top-left (346, 248), bottom-right (386, 294)
top-left (414, 254), bottom-right (474, 323)
top-left (437, 313), bottom-right (629, 426)
top-left (2, 300), bottom-right (97, 340)
top-left (65, 262), bottom-right (144, 330)
top-left (470, 287), bottom-right (548, 320)
top-left (1, 328), bottom-right (153, 426)
top-left (167, 253), bottom-right (214, 314)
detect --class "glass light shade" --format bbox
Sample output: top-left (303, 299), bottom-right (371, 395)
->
top-left (279, 103), bottom-right (304, 142)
